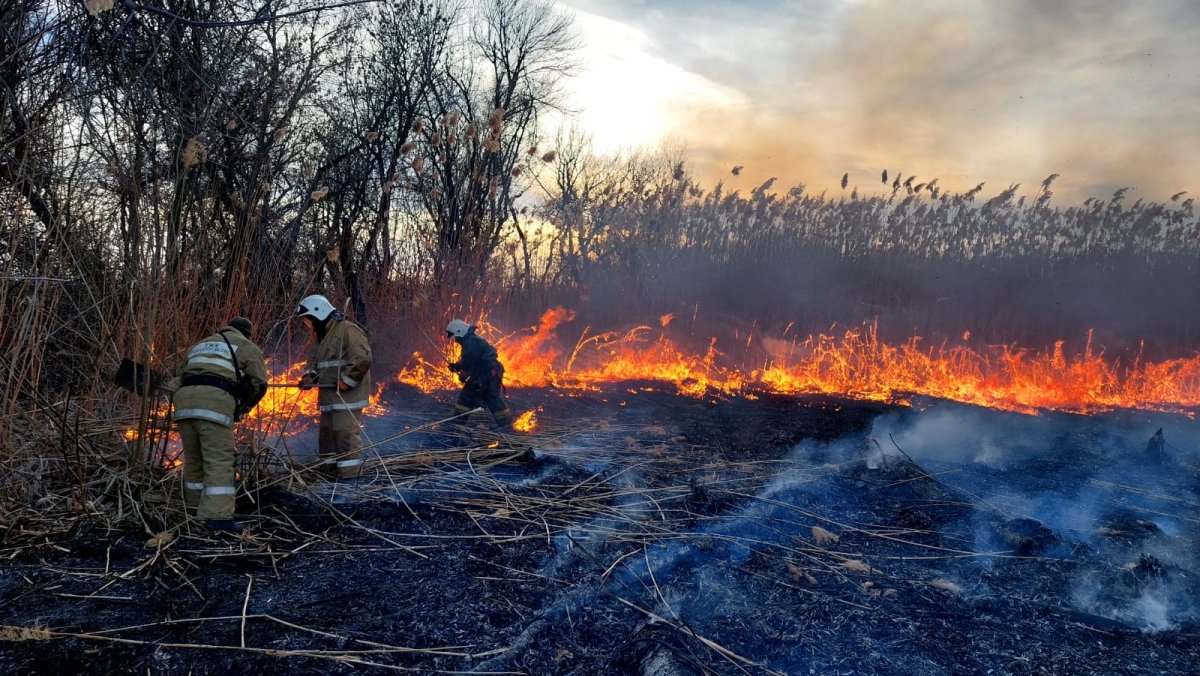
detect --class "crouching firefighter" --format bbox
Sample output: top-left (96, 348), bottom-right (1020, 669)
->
top-left (172, 317), bottom-right (268, 534)
top-left (296, 295), bottom-right (373, 479)
top-left (446, 319), bottom-right (513, 431)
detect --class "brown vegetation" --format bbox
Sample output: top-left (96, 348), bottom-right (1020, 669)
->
top-left (1, 0), bottom-right (1198, 544)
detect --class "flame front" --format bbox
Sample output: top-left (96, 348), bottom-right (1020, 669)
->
top-left (396, 308), bottom-right (1200, 415)
top-left (125, 359), bottom-right (388, 456)
top-left (131, 307), bottom-right (1200, 457)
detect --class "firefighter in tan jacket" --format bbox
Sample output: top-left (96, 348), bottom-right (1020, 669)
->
top-left (295, 295), bottom-right (372, 479)
top-left (172, 317), bottom-right (268, 534)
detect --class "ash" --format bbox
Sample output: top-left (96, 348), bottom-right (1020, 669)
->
top-left (2, 383), bottom-right (1198, 674)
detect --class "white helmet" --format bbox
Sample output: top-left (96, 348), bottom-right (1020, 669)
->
top-left (446, 319), bottom-right (470, 338)
top-left (296, 294), bottom-right (335, 321)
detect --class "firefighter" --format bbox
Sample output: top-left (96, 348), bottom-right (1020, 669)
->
top-left (295, 294), bottom-right (373, 479)
top-left (173, 317), bottom-right (268, 534)
top-left (446, 319), bottom-right (513, 431)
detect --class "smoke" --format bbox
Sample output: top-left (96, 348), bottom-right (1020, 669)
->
top-left (565, 0), bottom-right (1200, 202)
top-left (574, 404), bottom-right (1197, 642)
top-left (354, 376), bottom-right (1200, 638)
top-left (1073, 564), bottom-right (1200, 632)
top-left (868, 401), bottom-right (1200, 471)
top-left (868, 401), bottom-right (1200, 630)
top-left (866, 402), bottom-right (1200, 537)
top-left (804, 0), bottom-right (1200, 196)
top-left (870, 406), bottom-right (1052, 469)
top-left (558, 235), bottom-right (1200, 365)
top-left (541, 2), bottom-right (1200, 379)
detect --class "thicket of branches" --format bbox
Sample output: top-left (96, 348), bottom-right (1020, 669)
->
top-left (2, 0), bottom-right (1198, 524)
top-left (0, 0), bottom-right (579, 515)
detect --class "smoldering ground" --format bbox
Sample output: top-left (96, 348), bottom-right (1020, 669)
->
top-left (2, 383), bottom-right (1198, 673)
top-left (867, 402), bottom-right (1200, 630)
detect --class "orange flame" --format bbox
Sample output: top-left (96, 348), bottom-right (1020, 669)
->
top-left (130, 308), bottom-right (1200, 456)
top-left (513, 408), bottom-right (539, 432)
top-left (395, 307), bottom-right (1200, 415)
top-left (243, 361), bottom-right (317, 432)
top-left (125, 359), bottom-right (388, 454)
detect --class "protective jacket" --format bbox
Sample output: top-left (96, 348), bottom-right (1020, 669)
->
top-left (304, 319), bottom-right (373, 412)
top-left (455, 330), bottom-right (504, 382)
top-left (173, 327), bottom-right (268, 427)
top-left (451, 328), bottom-right (510, 428)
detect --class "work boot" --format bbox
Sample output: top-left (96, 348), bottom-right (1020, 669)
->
top-left (204, 519), bottom-right (244, 535)
top-left (493, 412), bottom-right (514, 434)
top-left (304, 460), bottom-right (338, 481)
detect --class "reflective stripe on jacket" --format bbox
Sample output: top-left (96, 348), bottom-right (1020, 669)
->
top-left (305, 319), bottom-right (372, 412)
top-left (173, 327), bottom-right (269, 427)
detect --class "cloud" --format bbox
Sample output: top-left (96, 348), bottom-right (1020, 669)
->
top-left (559, 0), bottom-right (1200, 202)
top-left (807, 0), bottom-right (1200, 198)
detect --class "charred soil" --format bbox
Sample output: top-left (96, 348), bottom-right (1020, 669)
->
top-left (1, 385), bottom-right (1198, 674)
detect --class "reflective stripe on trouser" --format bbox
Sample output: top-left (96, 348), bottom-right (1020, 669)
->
top-left (318, 410), bottom-right (363, 478)
top-left (177, 418), bottom-right (237, 520)
top-left (183, 480), bottom-right (205, 508)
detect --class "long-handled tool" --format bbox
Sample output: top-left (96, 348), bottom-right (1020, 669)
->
top-left (417, 325), bottom-right (452, 364)
top-left (115, 358), bottom-right (333, 395)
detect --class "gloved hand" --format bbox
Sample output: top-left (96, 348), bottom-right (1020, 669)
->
top-left (448, 361), bottom-right (462, 374)
top-left (298, 372), bottom-right (317, 390)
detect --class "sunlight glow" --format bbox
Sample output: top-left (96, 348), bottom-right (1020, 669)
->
top-left (557, 8), bottom-right (746, 154)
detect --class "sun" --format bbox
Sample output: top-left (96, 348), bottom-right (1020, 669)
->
top-left (556, 9), bottom-right (746, 155)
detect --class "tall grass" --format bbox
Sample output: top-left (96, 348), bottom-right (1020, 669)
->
top-left (1, 0), bottom-right (1196, 533)
top-left (531, 158), bottom-right (1199, 354)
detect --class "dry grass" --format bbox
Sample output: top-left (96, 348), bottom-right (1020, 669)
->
top-left (0, 624), bottom-right (53, 641)
top-left (929, 578), bottom-right (964, 594)
top-left (841, 559), bottom-right (873, 573)
top-left (84, 0), bottom-right (115, 16)
top-left (811, 525), bottom-right (840, 545)
top-left (181, 137), bottom-right (207, 168)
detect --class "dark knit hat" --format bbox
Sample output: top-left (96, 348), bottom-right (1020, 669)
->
top-left (228, 316), bottom-right (253, 338)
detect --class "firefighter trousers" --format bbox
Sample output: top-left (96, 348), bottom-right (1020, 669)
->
top-left (318, 409), bottom-right (364, 478)
top-left (178, 418), bottom-right (237, 520)
top-left (455, 375), bottom-right (512, 429)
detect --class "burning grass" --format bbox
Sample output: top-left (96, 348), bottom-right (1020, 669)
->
top-left (394, 308), bottom-right (1200, 416)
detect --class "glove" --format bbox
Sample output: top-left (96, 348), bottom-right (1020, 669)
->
top-left (298, 372), bottom-right (317, 390)
top-left (448, 361), bottom-right (462, 374)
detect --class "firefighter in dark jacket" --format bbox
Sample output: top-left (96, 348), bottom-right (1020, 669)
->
top-left (446, 319), bottom-right (513, 431)
top-left (296, 294), bottom-right (373, 478)
top-left (173, 317), bottom-right (268, 534)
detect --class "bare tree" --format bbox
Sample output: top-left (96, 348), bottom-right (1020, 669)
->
top-left (1, 0), bottom-right (71, 263)
top-left (302, 0), bottom-right (455, 323)
top-left (414, 0), bottom-right (577, 289)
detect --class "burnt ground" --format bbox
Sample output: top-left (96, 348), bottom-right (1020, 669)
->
top-left (2, 382), bottom-right (1200, 674)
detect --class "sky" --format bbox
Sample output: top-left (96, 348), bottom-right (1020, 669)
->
top-left (554, 0), bottom-right (1200, 203)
